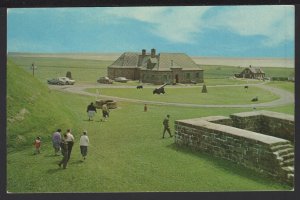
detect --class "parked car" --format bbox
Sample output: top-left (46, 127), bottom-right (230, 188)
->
top-left (97, 77), bottom-right (113, 84)
top-left (114, 77), bottom-right (128, 83)
top-left (47, 77), bottom-right (75, 85)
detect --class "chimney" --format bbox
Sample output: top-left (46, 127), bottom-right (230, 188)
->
top-left (142, 49), bottom-right (146, 56)
top-left (151, 48), bottom-right (156, 58)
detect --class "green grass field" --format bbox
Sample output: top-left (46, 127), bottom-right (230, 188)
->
top-left (85, 86), bottom-right (279, 105)
top-left (6, 56), bottom-right (294, 192)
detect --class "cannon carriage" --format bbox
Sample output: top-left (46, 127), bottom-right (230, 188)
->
top-left (153, 83), bottom-right (168, 94)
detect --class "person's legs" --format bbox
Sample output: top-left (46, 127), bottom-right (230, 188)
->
top-left (162, 127), bottom-right (167, 138)
top-left (167, 127), bottom-right (173, 137)
top-left (82, 146), bottom-right (87, 159)
top-left (36, 147), bottom-right (40, 154)
top-left (59, 152), bottom-right (68, 168)
top-left (80, 146), bottom-right (84, 157)
top-left (63, 153), bottom-right (68, 169)
top-left (67, 142), bottom-right (73, 161)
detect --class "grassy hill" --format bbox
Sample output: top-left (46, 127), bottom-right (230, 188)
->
top-left (6, 59), bottom-right (82, 152)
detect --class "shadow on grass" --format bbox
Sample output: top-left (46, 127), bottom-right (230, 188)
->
top-left (167, 143), bottom-right (292, 190)
top-left (44, 154), bottom-right (61, 158)
top-left (46, 168), bottom-right (61, 174)
top-left (69, 160), bottom-right (84, 165)
top-left (83, 119), bottom-right (104, 123)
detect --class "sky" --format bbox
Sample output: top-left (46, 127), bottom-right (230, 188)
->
top-left (7, 6), bottom-right (295, 58)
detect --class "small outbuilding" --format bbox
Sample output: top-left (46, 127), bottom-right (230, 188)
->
top-left (235, 65), bottom-right (265, 79)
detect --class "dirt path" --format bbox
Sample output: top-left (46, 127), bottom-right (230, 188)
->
top-left (48, 82), bottom-right (294, 108)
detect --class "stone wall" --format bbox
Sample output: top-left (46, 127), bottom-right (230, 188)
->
top-left (230, 111), bottom-right (294, 142)
top-left (107, 67), bottom-right (204, 84)
top-left (174, 111), bottom-right (294, 186)
top-left (140, 70), bottom-right (204, 85)
top-left (107, 67), bottom-right (139, 80)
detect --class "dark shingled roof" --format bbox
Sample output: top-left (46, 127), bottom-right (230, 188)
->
top-left (109, 52), bottom-right (139, 68)
top-left (248, 67), bottom-right (264, 74)
top-left (156, 53), bottom-right (199, 70)
top-left (108, 52), bottom-right (202, 71)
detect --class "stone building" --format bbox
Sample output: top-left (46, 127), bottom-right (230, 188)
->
top-left (107, 49), bottom-right (204, 84)
top-left (235, 65), bottom-right (265, 79)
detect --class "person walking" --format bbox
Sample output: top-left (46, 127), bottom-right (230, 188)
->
top-left (65, 129), bottom-right (75, 161)
top-left (102, 104), bottom-right (109, 121)
top-left (52, 129), bottom-right (62, 155)
top-left (144, 104), bottom-right (148, 112)
top-left (87, 102), bottom-right (97, 121)
top-left (79, 131), bottom-right (90, 160)
top-left (58, 134), bottom-right (69, 169)
top-left (162, 114), bottom-right (173, 138)
top-left (33, 136), bottom-right (41, 154)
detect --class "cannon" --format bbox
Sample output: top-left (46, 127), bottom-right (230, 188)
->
top-left (251, 97), bottom-right (258, 102)
top-left (95, 99), bottom-right (117, 109)
top-left (153, 83), bottom-right (167, 94)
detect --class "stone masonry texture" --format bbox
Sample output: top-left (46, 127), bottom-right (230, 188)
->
top-left (174, 110), bottom-right (294, 186)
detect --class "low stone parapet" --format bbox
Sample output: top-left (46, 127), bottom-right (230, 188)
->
top-left (230, 110), bottom-right (294, 142)
top-left (175, 111), bottom-right (294, 186)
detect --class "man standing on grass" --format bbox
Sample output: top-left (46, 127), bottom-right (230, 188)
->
top-left (162, 114), bottom-right (173, 138)
top-left (79, 131), bottom-right (90, 160)
top-left (102, 104), bottom-right (109, 121)
top-left (65, 129), bottom-right (75, 161)
top-left (87, 102), bottom-right (97, 121)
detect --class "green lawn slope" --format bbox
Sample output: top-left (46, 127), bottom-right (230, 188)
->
top-left (6, 59), bottom-right (81, 152)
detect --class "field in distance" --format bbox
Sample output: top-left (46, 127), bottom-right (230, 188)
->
top-left (8, 52), bottom-right (294, 68)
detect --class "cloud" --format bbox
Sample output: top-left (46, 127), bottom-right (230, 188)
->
top-left (206, 6), bottom-right (294, 46)
top-left (103, 7), bottom-right (211, 43)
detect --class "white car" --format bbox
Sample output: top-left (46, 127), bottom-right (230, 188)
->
top-left (114, 77), bottom-right (128, 83)
top-left (47, 77), bottom-right (75, 85)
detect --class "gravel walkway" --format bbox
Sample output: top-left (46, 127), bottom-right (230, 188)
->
top-left (48, 82), bottom-right (294, 108)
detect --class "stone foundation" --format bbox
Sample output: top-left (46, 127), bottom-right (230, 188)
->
top-left (175, 111), bottom-right (294, 186)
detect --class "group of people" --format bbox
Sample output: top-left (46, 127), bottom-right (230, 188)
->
top-left (86, 102), bottom-right (109, 122)
top-left (32, 113), bottom-right (173, 169)
top-left (51, 128), bottom-right (89, 169)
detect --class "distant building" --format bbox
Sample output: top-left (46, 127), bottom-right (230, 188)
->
top-left (107, 49), bottom-right (204, 84)
top-left (235, 65), bottom-right (265, 79)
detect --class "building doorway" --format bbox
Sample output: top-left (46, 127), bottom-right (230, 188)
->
top-left (175, 74), bottom-right (179, 83)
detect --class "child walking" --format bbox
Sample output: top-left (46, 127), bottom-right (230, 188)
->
top-left (33, 136), bottom-right (41, 155)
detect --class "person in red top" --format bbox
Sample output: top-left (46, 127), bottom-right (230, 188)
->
top-left (33, 136), bottom-right (41, 155)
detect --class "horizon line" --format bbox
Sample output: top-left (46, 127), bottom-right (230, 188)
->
top-left (7, 52), bottom-right (295, 60)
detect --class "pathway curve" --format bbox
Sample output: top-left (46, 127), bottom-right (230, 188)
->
top-left (48, 82), bottom-right (294, 108)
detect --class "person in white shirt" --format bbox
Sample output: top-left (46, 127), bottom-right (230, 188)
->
top-left (79, 131), bottom-right (89, 160)
top-left (65, 129), bottom-right (75, 161)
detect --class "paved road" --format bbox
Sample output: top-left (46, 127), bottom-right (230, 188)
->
top-left (48, 82), bottom-right (294, 108)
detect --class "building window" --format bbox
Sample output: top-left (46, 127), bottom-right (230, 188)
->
top-left (186, 73), bottom-right (190, 79)
top-left (195, 73), bottom-right (199, 78)
top-left (163, 75), bottom-right (168, 81)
